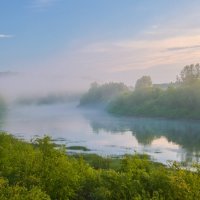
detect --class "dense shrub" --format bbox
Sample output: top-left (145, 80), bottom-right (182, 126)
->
top-left (0, 133), bottom-right (200, 199)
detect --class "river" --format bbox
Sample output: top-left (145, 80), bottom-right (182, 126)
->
top-left (0, 102), bottom-right (200, 164)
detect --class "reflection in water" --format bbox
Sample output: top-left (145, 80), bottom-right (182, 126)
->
top-left (0, 103), bottom-right (200, 164)
top-left (82, 110), bottom-right (200, 162)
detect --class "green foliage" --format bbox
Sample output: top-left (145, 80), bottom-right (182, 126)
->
top-left (135, 76), bottom-right (152, 90)
top-left (73, 154), bottom-right (113, 170)
top-left (108, 87), bottom-right (165, 117)
top-left (0, 178), bottom-right (50, 200)
top-left (108, 68), bottom-right (200, 119)
top-left (79, 82), bottom-right (129, 106)
top-left (0, 133), bottom-right (84, 199)
top-left (177, 63), bottom-right (200, 85)
top-left (0, 132), bottom-right (200, 200)
top-left (80, 65), bottom-right (200, 119)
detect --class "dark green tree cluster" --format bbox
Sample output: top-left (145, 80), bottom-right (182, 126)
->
top-left (108, 64), bottom-right (200, 119)
top-left (0, 132), bottom-right (200, 200)
top-left (79, 82), bottom-right (129, 106)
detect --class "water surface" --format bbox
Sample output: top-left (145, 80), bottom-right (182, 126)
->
top-left (1, 102), bottom-right (200, 164)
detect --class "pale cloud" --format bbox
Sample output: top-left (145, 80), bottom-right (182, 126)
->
top-left (0, 34), bottom-right (14, 39)
top-left (151, 25), bottom-right (159, 29)
top-left (19, 28), bottom-right (200, 89)
top-left (79, 34), bottom-right (200, 73)
top-left (8, 9), bottom-right (200, 92)
top-left (167, 45), bottom-right (200, 52)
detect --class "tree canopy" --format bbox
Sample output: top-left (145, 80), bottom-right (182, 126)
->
top-left (108, 64), bottom-right (200, 119)
top-left (135, 76), bottom-right (152, 90)
top-left (79, 82), bottom-right (129, 106)
top-left (177, 63), bottom-right (200, 84)
top-left (80, 64), bottom-right (200, 119)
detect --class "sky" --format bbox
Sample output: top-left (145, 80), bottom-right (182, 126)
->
top-left (1, 0), bottom-right (200, 97)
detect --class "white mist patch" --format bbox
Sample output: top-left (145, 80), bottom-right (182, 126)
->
top-left (0, 70), bottom-right (86, 103)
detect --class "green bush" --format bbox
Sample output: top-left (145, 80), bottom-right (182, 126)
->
top-left (0, 132), bottom-right (200, 199)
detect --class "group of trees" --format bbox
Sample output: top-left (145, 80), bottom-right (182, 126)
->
top-left (107, 64), bottom-right (200, 119)
top-left (80, 63), bottom-right (200, 119)
top-left (177, 63), bottom-right (200, 85)
top-left (135, 64), bottom-right (200, 90)
top-left (0, 132), bottom-right (200, 200)
top-left (79, 82), bottom-right (129, 106)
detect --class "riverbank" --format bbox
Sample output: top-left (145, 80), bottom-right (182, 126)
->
top-left (2, 102), bottom-right (200, 164)
top-left (80, 74), bottom-right (200, 120)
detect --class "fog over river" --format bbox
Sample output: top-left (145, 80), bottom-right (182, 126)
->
top-left (0, 102), bottom-right (200, 164)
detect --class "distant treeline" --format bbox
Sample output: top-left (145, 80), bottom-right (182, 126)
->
top-left (80, 64), bottom-right (200, 119)
top-left (0, 96), bottom-right (6, 119)
top-left (79, 82), bottom-right (129, 107)
top-left (16, 93), bottom-right (82, 105)
top-left (1, 132), bottom-right (200, 200)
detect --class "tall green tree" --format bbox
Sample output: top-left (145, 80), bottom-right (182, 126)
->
top-left (179, 63), bottom-right (200, 84)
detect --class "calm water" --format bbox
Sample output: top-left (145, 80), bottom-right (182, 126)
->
top-left (1, 102), bottom-right (200, 164)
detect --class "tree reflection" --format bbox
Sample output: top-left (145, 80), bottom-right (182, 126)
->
top-left (82, 111), bottom-right (200, 155)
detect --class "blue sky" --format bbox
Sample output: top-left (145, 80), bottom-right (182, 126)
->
top-left (1, 0), bottom-right (200, 95)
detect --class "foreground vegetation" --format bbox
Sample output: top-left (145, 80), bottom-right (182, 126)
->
top-left (0, 132), bottom-right (200, 199)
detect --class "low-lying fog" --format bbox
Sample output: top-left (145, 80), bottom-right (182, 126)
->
top-left (0, 71), bottom-right (86, 104)
top-left (0, 101), bottom-right (200, 164)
